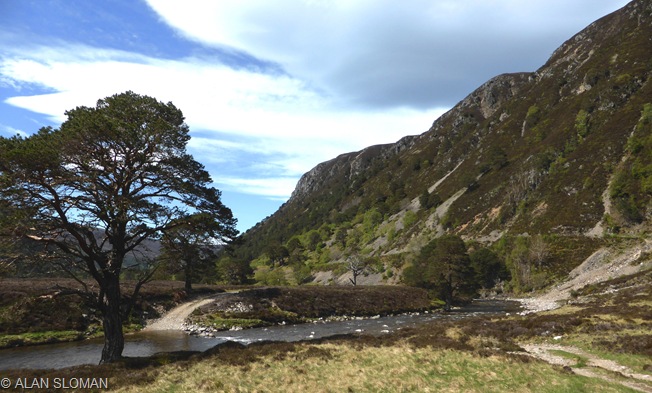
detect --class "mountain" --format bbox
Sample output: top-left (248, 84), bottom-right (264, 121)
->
top-left (233, 0), bottom-right (652, 289)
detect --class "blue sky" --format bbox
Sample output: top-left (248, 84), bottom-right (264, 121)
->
top-left (0, 0), bottom-right (629, 232)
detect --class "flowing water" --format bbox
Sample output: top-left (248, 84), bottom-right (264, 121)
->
top-left (0, 299), bottom-right (520, 370)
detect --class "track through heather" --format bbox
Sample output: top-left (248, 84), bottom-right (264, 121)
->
top-left (143, 296), bottom-right (218, 331)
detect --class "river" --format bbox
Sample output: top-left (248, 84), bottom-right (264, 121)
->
top-left (0, 299), bottom-right (520, 370)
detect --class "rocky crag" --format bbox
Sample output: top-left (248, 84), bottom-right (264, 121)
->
top-left (235, 0), bottom-right (652, 288)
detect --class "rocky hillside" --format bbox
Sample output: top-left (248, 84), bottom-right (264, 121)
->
top-left (233, 0), bottom-right (652, 289)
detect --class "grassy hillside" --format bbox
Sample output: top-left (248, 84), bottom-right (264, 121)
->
top-left (230, 0), bottom-right (652, 292)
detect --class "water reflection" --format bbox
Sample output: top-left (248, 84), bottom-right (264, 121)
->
top-left (0, 299), bottom-right (519, 370)
top-left (0, 332), bottom-right (227, 370)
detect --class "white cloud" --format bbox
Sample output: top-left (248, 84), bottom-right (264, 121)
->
top-left (0, 124), bottom-right (28, 138)
top-left (0, 44), bottom-right (444, 199)
top-left (216, 176), bottom-right (300, 200)
top-left (145, 0), bottom-right (630, 108)
top-left (1, 0), bottom-right (629, 201)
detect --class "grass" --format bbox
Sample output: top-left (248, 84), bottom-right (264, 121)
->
top-left (257, 286), bottom-right (434, 317)
top-left (1, 269), bottom-right (649, 392)
top-left (0, 278), bottom-right (225, 341)
top-left (111, 342), bottom-right (635, 393)
top-left (188, 286), bottom-right (435, 331)
top-left (537, 306), bottom-right (584, 316)
top-left (0, 330), bottom-right (84, 348)
top-left (560, 335), bottom-right (652, 376)
top-left (196, 315), bottom-right (268, 331)
top-left (515, 268), bottom-right (651, 377)
top-left (549, 349), bottom-right (589, 368)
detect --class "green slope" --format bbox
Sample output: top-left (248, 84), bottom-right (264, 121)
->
top-left (231, 0), bottom-right (652, 290)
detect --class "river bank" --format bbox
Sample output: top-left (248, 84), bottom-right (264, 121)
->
top-left (179, 286), bottom-right (435, 335)
top-left (1, 249), bottom-right (650, 391)
top-left (0, 299), bottom-right (517, 371)
top-left (0, 281), bottom-right (434, 350)
top-left (1, 268), bottom-right (649, 392)
top-left (0, 279), bottom-right (225, 349)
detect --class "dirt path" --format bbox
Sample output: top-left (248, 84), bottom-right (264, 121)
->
top-left (522, 343), bottom-right (652, 392)
top-left (143, 296), bottom-right (218, 331)
top-left (513, 239), bottom-right (652, 391)
top-left (515, 239), bottom-right (652, 314)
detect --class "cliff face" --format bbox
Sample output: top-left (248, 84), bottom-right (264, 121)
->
top-left (289, 71), bottom-right (531, 207)
top-left (237, 0), bottom-right (652, 284)
top-left (290, 136), bottom-right (419, 201)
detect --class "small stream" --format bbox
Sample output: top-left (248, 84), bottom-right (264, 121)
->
top-left (0, 299), bottom-right (520, 370)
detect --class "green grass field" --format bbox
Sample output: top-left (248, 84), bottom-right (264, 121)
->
top-left (111, 342), bottom-right (636, 393)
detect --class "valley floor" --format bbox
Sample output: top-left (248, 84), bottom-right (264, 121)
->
top-left (2, 263), bottom-right (648, 392)
top-left (113, 260), bottom-right (651, 392)
top-left (110, 342), bottom-right (646, 393)
top-left (111, 240), bottom-right (652, 392)
top-left (1, 240), bottom-right (650, 392)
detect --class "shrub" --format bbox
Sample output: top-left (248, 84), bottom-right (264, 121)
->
top-left (403, 211), bottom-right (418, 229)
top-left (254, 266), bottom-right (289, 286)
top-left (575, 109), bottom-right (590, 140)
top-left (526, 105), bottom-right (541, 125)
top-left (420, 191), bottom-right (442, 209)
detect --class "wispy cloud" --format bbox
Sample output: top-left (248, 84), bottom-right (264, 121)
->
top-left (0, 0), bottom-right (631, 229)
top-left (145, 0), bottom-right (630, 109)
top-left (0, 44), bottom-right (443, 199)
top-left (216, 176), bottom-right (300, 200)
top-left (0, 124), bottom-right (28, 138)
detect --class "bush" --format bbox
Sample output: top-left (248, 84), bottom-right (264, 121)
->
top-left (614, 197), bottom-right (643, 223)
top-left (403, 211), bottom-right (418, 229)
top-left (526, 105), bottom-right (541, 125)
top-left (254, 266), bottom-right (289, 286)
top-left (420, 190), bottom-right (442, 209)
top-left (575, 109), bottom-right (590, 139)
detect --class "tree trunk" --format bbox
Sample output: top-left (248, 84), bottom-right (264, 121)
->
top-left (444, 274), bottom-right (453, 312)
top-left (99, 274), bottom-right (124, 364)
top-left (184, 261), bottom-right (193, 293)
top-left (443, 292), bottom-right (453, 312)
top-left (349, 272), bottom-right (358, 286)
